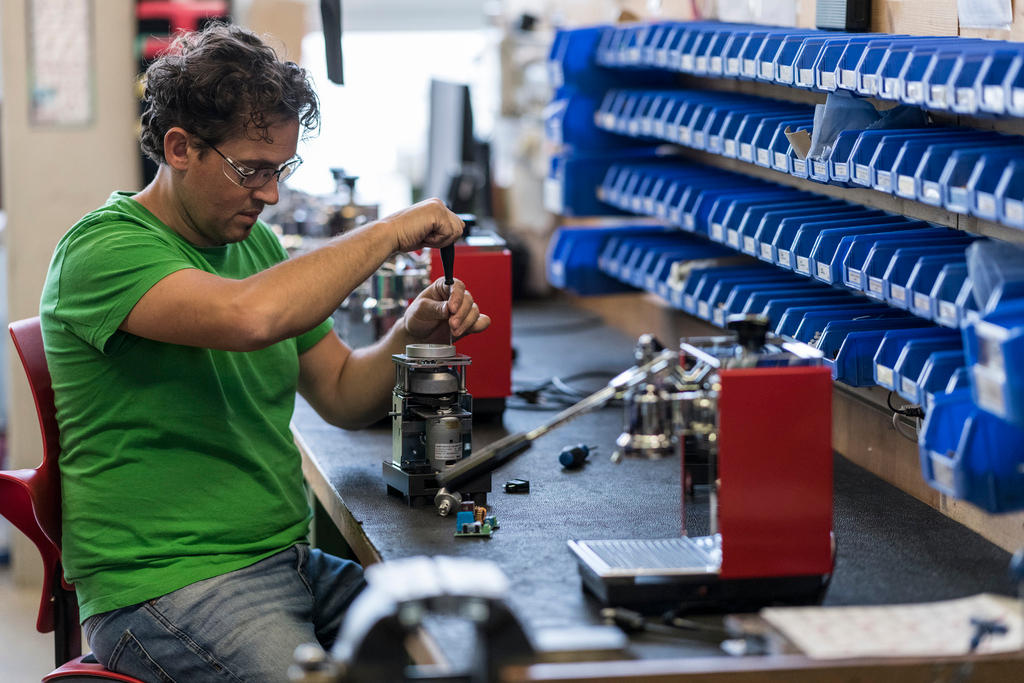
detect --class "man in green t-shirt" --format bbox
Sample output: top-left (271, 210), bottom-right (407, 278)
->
top-left (40, 24), bottom-right (489, 682)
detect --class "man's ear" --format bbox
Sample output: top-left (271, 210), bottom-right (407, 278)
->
top-left (163, 127), bottom-right (192, 171)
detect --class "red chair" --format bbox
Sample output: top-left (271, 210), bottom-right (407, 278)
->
top-left (2, 317), bottom-right (142, 682)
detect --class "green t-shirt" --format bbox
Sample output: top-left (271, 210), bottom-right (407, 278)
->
top-left (40, 191), bottom-right (333, 621)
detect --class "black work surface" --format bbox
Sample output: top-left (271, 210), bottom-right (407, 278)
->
top-left (292, 299), bottom-right (1015, 661)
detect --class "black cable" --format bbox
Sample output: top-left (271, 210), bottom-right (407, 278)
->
top-left (886, 391), bottom-right (926, 419)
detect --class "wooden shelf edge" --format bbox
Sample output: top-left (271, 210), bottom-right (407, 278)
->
top-left (565, 292), bottom-right (1024, 552)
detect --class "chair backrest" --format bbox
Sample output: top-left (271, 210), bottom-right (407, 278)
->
top-left (1, 317), bottom-right (74, 647)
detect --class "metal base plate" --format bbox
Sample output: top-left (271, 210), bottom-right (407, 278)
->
top-left (382, 461), bottom-right (491, 507)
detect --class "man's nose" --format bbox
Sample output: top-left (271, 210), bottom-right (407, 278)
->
top-left (252, 178), bottom-right (280, 205)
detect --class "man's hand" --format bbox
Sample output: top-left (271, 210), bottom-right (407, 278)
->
top-left (404, 277), bottom-right (491, 342)
top-left (382, 198), bottom-right (465, 252)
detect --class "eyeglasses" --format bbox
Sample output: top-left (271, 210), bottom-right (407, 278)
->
top-left (203, 140), bottom-right (302, 189)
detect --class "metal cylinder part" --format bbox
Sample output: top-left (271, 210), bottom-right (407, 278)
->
top-left (406, 343), bottom-right (456, 358)
top-left (434, 487), bottom-right (462, 517)
top-left (426, 415), bottom-right (463, 469)
top-left (408, 371), bottom-right (459, 395)
top-left (614, 382), bottom-right (677, 459)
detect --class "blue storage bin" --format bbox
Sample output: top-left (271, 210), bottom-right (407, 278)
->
top-left (931, 263), bottom-right (970, 327)
top-left (846, 128), bottom-right (946, 188)
top-left (776, 302), bottom-right (894, 338)
top-left (866, 242), bottom-right (974, 303)
top-left (896, 253), bottom-right (965, 312)
top-left (964, 298), bottom-right (1024, 428)
top-left (921, 48), bottom-right (967, 109)
top-left (920, 390), bottom-right (1024, 513)
top-left (967, 153), bottom-right (1012, 220)
top-left (681, 265), bottom-right (778, 317)
top-left (868, 130), bottom-right (971, 194)
top-left (915, 142), bottom-right (1019, 206)
top-left (813, 36), bottom-right (868, 91)
top-left (996, 159), bottom-right (1024, 230)
top-left (697, 270), bottom-right (799, 322)
top-left (891, 132), bottom-right (1004, 199)
top-left (714, 280), bottom-right (827, 327)
top-left (872, 327), bottom-right (961, 390)
top-left (791, 308), bottom-right (910, 344)
top-left (892, 337), bottom-right (964, 403)
top-left (915, 349), bottom-right (967, 409)
top-left (977, 49), bottom-right (1024, 114)
top-left (707, 190), bottom-right (807, 243)
top-left (906, 255), bottom-right (967, 318)
top-left (760, 291), bottom-right (858, 325)
top-left (1007, 54), bottom-right (1024, 116)
top-left (752, 205), bottom-right (877, 267)
top-left (548, 225), bottom-right (670, 295)
top-left (842, 228), bottom-right (970, 292)
top-left (800, 217), bottom-right (917, 283)
top-left (947, 46), bottom-right (992, 114)
top-left (724, 198), bottom-right (849, 252)
top-left (825, 318), bottom-right (936, 385)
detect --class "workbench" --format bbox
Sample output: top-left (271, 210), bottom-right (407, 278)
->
top-left (291, 299), bottom-right (1022, 681)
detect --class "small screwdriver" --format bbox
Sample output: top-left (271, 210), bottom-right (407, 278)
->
top-left (440, 243), bottom-right (455, 346)
top-left (559, 443), bottom-right (596, 469)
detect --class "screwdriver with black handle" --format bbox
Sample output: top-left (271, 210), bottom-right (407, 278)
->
top-left (440, 243), bottom-right (455, 346)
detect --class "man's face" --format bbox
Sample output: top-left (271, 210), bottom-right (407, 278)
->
top-left (178, 117), bottom-right (300, 247)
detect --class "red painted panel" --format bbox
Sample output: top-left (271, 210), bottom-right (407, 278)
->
top-left (717, 366), bottom-right (833, 579)
top-left (430, 246), bottom-right (512, 400)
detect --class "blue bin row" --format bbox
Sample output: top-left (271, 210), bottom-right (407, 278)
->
top-left (964, 298), bottom-right (1024, 430)
top-left (598, 160), bottom-right (986, 328)
top-left (568, 21), bottom-right (1024, 117)
top-left (548, 223), bottom-right (970, 400)
top-left (587, 88), bottom-right (1024, 230)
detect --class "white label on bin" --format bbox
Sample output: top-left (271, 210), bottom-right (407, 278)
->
top-left (897, 176), bottom-right (915, 196)
top-left (834, 165), bottom-right (848, 180)
top-left (862, 74), bottom-right (878, 93)
top-left (711, 223), bottom-right (725, 241)
top-left (682, 55), bottom-right (695, 71)
top-left (901, 377), bottom-right (917, 398)
top-left (883, 78), bottom-right (899, 97)
top-left (847, 269), bottom-right (862, 286)
top-left (727, 230), bottom-right (740, 247)
top-left (956, 88), bottom-right (975, 109)
top-left (740, 143), bottom-right (753, 160)
top-left (543, 178), bottom-right (563, 213)
top-left (680, 128), bottom-right (692, 144)
top-left (813, 161), bottom-right (828, 177)
top-left (693, 132), bottom-right (705, 147)
top-left (743, 59), bottom-right (755, 75)
top-left (855, 165), bottom-right (870, 183)
top-left (876, 171), bottom-right (891, 191)
top-left (779, 65), bottom-right (793, 81)
top-left (929, 454), bottom-right (955, 492)
top-left (760, 244), bottom-right (773, 259)
top-left (796, 255), bottom-right (810, 273)
top-left (725, 139), bottom-right (737, 156)
top-left (1006, 200), bottom-right (1023, 224)
top-left (922, 183), bottom-right (940, 202)
top-left (761, 62), bottom-right (773, 78)
top-left (906, 82), bottom-right (923, 102)
top-left (743, 236), bottom-right (756, 253)
top-left (977, 194), bottom-right (996, 216)
top-left (684, 214), bottom-right (695, 229)
top-left (1013, 89), bottom-right (1024, 113)
top-left (876, 364), bottom-right (894, 387)
top-left (696, 56), bottom-right (708, 72)
top-left (914, 293), bottom-right (930, 313)
top-left (698, 301), bottom-right (710, 319)
top-left (930, 85), bottom-right (947, 105)
top-left (713, 308), bottom-right (725, 326)
top-left (774, 152), bottom-right (788, 169)
top-left (816, 263), bottom-right (831, 280)
top-left (939, 301), bottom-right (957, 322)
top-left (757, 148), bottom-right (770, 165)
top-left (975, 369), bottom-right (1007, 416)
top-left (798, 68), bottom-right (813, 85)
top-left (685, 295), bottom-right (695, 310)
top-left (948, 187), bottom-right (967, 209)
top-left (820, 72), bottom-right (836, 89)
top-left (840, 70), bottom-right (856, 87)
top-left (793, 159), bottom-right (806, 174)
top-left (727, 57), bottom-right (739, 73)
top-left (779, 250), bottom-right (792, 267)
top-left (711, 56), bottom-right (722, 72)
top-left (891, 284), bottom-right (906, 301)
top-left (868, 277), bottom-right (883, 294)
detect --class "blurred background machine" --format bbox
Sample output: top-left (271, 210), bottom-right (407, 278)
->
top-left (568, 317), bottom-right (836, 613)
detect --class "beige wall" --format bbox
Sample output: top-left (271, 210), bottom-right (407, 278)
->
top-left (2, 0), bottom-right (140, 586)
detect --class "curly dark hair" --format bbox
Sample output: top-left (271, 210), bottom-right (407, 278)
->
top-left (139, 23), bottom-right (319, 163)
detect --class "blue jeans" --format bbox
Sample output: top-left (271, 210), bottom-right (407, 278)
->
top-left (83, 544), bottom-right (365, 682)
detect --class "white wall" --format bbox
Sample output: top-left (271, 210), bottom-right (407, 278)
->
top-left (1, 0), bottom-right (140, 586)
